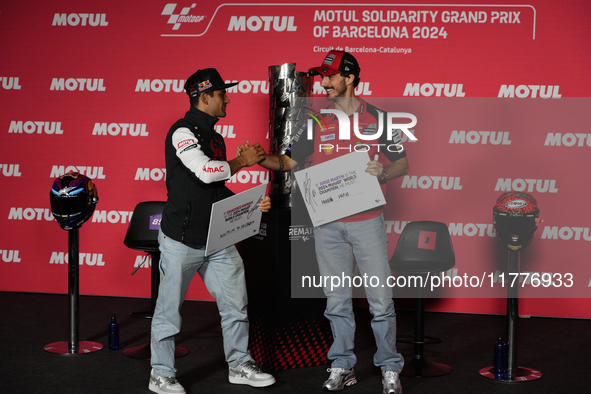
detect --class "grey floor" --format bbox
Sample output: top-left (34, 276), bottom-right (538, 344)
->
top-left (2, 291), bottom-right (589, 394)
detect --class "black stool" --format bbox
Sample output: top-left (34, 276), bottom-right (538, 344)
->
top-left (390, 221), bottom-right (455, 377)
top-left (122, 201), bottom-right (188, 359)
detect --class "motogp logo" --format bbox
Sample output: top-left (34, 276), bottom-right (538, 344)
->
top-left (161, 3), bottom-right (206, 30)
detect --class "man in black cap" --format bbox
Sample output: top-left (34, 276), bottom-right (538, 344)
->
top-left (241, 50), bottom-right (407, 394)
top-left (149, 68), bottom-right (276, 394)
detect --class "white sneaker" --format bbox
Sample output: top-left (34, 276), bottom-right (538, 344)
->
top-left (382, 370), bottom-right (402, 394)
top-left (149, 369), bottom-right (186, 394)
top-left (322, 367), bottom-right (357, 391)
top-left (228, 360), bottom-right (276, 387)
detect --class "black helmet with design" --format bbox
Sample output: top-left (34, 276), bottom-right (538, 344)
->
top-left (50, 171), bottom-right (99, 230)
top-left (493, 192), bottom-right (540, 250)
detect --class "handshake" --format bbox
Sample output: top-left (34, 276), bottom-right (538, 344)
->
top-left (234, 140), bottom-right (267, 167)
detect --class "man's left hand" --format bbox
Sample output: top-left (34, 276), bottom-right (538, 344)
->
top-left (258, 195), bottom-right (271, 212)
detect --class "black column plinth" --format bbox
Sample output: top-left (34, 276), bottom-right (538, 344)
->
top-left (238, 207), bottom-right (332, 371)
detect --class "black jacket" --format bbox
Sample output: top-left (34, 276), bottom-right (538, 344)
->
top-left (161, 106), bottom-right (234, 248)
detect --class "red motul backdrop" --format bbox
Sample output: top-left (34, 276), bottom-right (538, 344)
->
top-left (0, 0), bottom-right (590, 318)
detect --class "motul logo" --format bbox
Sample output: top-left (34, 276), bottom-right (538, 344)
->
top-left (1, 77), bottom-right (21, 90)
top-left (404, 83), bottom-right (465, 97)
top-left (178, 139), bottom-right (195, 148)
top-left (50, 78), bottom-right (106, 91)
top-left (135, 168), bottom-right (167, 181)
top-left (401, 176), bottom-right (462, 190)
top-left (8, 208), bottom-right (53, 221)
top-left (0, 164), bottom-right (22, 177)
top-left (448, 223), bottom-right (496, 237)
top-left (91, 210), bottom-right (133, 224)
top-left (92, 123), bottom-right (148, 136)
top-left (52, 13), bottom-right (108, 26)
top-left (49, 252), bottom-right (106, 266)
top-left (545, 133), bottom-right (591, 147)
top-left (228, 171), bottom-right (269, 184)
top-left (1, 250), bottom-right (21, 263)
top-left (542, 226), bottom-right (591, 241)
top-left (9, 121), bottom-right (64, 134)
top-left (228, 16), bottom-right (297, 32)
top-left (498, 85), bottom-right (561, 98)
top-left (50, 165), bottom-right (105, 179)
top-left (135, 79), bottom-right (185, 93)
top-left (449, 130), bottom-right (511, 145)
top-left (495, 178), bottom-right (558, 193)
top-left (215, 125), bottom-right (237, 138)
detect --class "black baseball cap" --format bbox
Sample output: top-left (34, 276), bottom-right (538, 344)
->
top-left (184, 68), bottom-right (238, 98)
top-left (309, 50), bottom-right (361, 77)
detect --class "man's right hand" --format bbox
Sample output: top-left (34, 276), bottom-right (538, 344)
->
top-left (239, 144), bottom-right (266, 167)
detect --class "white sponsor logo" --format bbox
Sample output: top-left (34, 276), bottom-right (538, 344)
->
top-left (8, 208), bottom-right (54, 221)
top-left (449, 130), bottom-right (511, 145)
top-left (384, 220), bottom-right (408, 234)
top-left (8, 121), bottom-right (64, 134)
top-left (1, 250), bottom-right (21, 263)
top-left (161, 3), bottom-right (205, 30)
top-left (133, 255), bottom-right (152, 269)
top-left (1, 77), bottom-right (21, 90)
top-left (52, 13), bottom-right (108, 27)
top-left (313, 81), bottom-right (372, 96)
top-left (49, 252), bottom-right (106, 266)
top-left (404, 83), bottom-right (465, 97)
top-left (215, 125), bottom-right (237, 138)
top-left (541, 226), bottom-right (591, 241)
top-left (498, 85), bottom-right (561, 98)
top-left (50, 78), bottom-right (106, 91)
top-left (226, 81), bottom-right (269, 94)
top-left (135, 79), bottom-right (185, 92)
top-left (0, 164), bottom-right (22, 177)
top-left (91, 210), bottom-right (134, 224)
top-left (92, 123), bottom-right (148, 136)
top-left (545, 133), bottom-right (591, 147)
top-left (135, 168), bottom-right (167, 181)
top-left (495, 178), bottom-right (558, 193)
top-left (228, 16), bottom-right (297, 32)
top-left (401, 176), bottom-right (462, 190)
top-left (449, 223), bottom-right (496, 237)
top-left (50, 166), bottom-right (105, 179)
top-left (227, 171), bottom-right (269, 184)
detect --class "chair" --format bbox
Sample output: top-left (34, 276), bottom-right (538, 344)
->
top-left (389, 221), bottom-right (455, 377)
top-left (122, 201), bottom-right (188, 359)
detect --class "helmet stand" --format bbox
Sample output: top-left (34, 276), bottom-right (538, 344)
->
top-left (479, 250), bottom-right (542, 382)
top-left (44, 228), bottom-right (103, 355)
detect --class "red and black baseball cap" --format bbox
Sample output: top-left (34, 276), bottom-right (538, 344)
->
top-left (308, 50), bottom-right (361, 77)
top-left (184, 68), bottom-right (238, 98)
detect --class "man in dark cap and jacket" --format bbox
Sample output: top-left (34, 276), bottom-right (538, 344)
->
top-left (149, 68), bottom-right (275, 394)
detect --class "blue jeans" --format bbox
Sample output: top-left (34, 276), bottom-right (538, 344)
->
top-left (314, 214), bottom-right (404, 372)
top-left (151, 230), bottom-right (252, 377)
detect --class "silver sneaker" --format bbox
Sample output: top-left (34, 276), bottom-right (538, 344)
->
top-left (382, 370), bottom-right (402, 394)
top-left (322, 367), bottom-right (357, 391)
top-left (149, 369), bottom-right (186, 394)
top-left (228, 360), bottom-right (276, 387)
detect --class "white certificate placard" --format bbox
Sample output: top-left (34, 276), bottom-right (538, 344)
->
top-left (205, 183), bottom-right (267, 256)
top-left (293, 151), bottom-right (385, 227)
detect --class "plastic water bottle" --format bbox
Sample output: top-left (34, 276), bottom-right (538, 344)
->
top-left (108, 314), bottom-right (120, 350)
top-left (493, 336), bottom-right (507, 378)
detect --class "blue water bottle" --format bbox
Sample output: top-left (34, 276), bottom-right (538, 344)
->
top-left (493, 336), bottom-right (507, 378)
top-left (108, 314), bottom-right (120, 350)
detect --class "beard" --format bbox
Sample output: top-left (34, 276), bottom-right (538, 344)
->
top-left (325, 78), bottom-right (348, 100)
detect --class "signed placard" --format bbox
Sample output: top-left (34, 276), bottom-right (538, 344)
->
top-left (293, 152), bottom-right (385, 226)
top-left (205, 183), bottom-right (267, 256)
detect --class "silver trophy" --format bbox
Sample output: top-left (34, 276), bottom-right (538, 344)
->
top-left (268, 63), bottom-right (312, 208)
